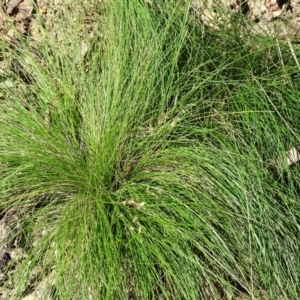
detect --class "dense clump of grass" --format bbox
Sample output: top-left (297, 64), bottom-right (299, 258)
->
top-left (1, 0), bottom-right (300, 298)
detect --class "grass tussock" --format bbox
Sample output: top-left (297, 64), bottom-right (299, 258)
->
top-left (0, 0), bottom-right (300, 299)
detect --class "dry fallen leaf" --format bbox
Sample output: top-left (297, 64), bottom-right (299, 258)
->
top-left (15, 0), bottom-right (33, 20)
top-left (286, 147), bottom-right (300, 166)
top-left (7, 0), bottom-right (33, 21)
top-left (7, 0), bottom-right (23, 15)
top-left (273, 147), bottom-right (300, 171)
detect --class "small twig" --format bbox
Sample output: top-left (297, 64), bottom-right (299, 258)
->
top-left (275, 38), bottom-right (289, 83)
top-left (275, 38), bottom-right (284, 69)
top-left (283, 27), bottom-right (300, 72)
